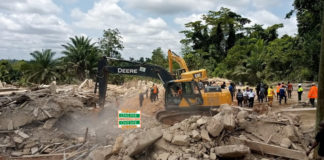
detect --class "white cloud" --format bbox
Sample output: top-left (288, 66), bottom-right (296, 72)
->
top-left (245, 10), bottom-right (281, 27)
top-left (251, 0), bottom-right (282, 9)
top-left (278, 15), bottom-right (298, 36)
top-left (0, 0), bottom-right (72, 60)
top-left (245, 10), bottom-right (297, 36)
top-left (71, 0), bottom-right (182, 59)
top-left (71, 0), bottom-right (134, 30)
top-left (0, 0), bottom-right (61, 14)
top-left (174, 14), bottom-right (203, 27)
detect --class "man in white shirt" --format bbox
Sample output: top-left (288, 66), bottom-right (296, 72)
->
top-left (248, 89), bottom-right (255, 108)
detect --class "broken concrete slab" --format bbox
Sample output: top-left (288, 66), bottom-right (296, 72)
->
top-left (196, 117), bottom-right (208, 126)
top-left (14, 130), bottom-right (29, 139)
top-left (206, 116), bottom-right (224, 137)
top-left (234, 137), bottom-right (308, 160)
top-left (191, 130), bottom-right (201, 140)
top-left (31, 146), bottom-right (39, 154)
top-left (112, 136), bottom-right (123, 154)
top-left (11, 151), bottom-right (23, 157)
top-left (280, 138), bottom-right (292, 148)
top-left (237, 110), bottom-right (249, 120)
top-left (13, 136), bottom-right (23, 144)
top-left (162, 132), bottom-right (173, 142)
top-left (215, 145), bottom-right (250, 158)
top-left (200, 129), bottom-right (211, 141)
top-left (171, 135), bottom-right (190, 146)
top-left (223, 113), bottom-right (235, 130)
top-left (219, 104), bottom-right (234, 114)
top-left (210, 153), bottom-right (216, 160)
top-left (43, 119), bottom-right (57, 129)
top-left (126, 127), bottom-right (162, 156)
top-left (157, 152), bottom-right (170, 160)
top-left (87, 146), bottom-right (113, 160)
top-left (283, 125), bottom-right (297, 142)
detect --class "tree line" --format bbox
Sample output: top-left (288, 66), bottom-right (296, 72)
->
top-left (180, 1), bottom-right (321, 85)
top-left (0, 0), bottom-right (321, 85)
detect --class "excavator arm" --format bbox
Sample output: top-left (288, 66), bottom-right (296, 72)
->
top-left (95, 56), bottom-right (174, 107)
top-left (168, 49), bottom-right (189, 73)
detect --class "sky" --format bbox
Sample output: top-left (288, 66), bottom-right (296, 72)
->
top-left (0, 0), bottom-right (297, 60)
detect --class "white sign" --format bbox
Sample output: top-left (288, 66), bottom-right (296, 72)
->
top-left (139, 67), bottom-right (146, 72)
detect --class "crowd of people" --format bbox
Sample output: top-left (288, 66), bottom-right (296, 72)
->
top-left (232, 82), bottom-right (318, 108)
top-left (139, 84), bottom-right (159, 107)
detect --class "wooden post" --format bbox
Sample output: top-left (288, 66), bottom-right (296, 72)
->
top-left (317, 1), bottom-right (324, 131)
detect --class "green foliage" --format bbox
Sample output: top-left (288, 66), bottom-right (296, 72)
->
top-left (150, 47), bottom-right (168, 68)
top-left (99, 28), bottom-right (124, 58)
top-left (21, 49), bottom-right (59, 84)
top-left (61, 36), bottom-right (101, 81)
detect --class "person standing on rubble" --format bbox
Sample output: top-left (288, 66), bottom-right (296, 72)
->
top-left (248, 89), bottom-right (255, 108)
top-left (264, 83), bottom-right (269, 102)
top-left (308, 83), bottom-right (318, 107)
top-left (243, 88), bottom-right (248, 107)
top-left (221, 82), bottom-right (226, 89)
top-left (287, 82), bottom-right (293, 98)
top-left (236, 89), bottom-right (243, 107)
top-left (267, 86), bottom-right (275, 107)
top-left (150, 84), bottom-right (155, 102)
top-left (307, 121), bottom-right (324, 158)
top-left (153, 85), bottom-right (159, 101)
top-left (258, 86), bottom-right (266, 103)
top-left (256, 83), bottom-right (261, 101)
top-left (229, 83), bottom-right (234, 102)
top-left (279, 85), bottom-right (287, 104)
top-left (139, 91), bottom-right (144, 107)
top-left (297, 84), bottom-right (303, 102)
top-left (276, 83), bottom-right (281, 100)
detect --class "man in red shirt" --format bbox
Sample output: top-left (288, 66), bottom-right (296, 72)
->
top-left (287, 82), bottom-right (293, 98)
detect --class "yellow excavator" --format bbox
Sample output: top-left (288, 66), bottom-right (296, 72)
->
top-left (95, 50), bottom-right (231, 124)
top-left (167, 49), bottom-right (207, 81)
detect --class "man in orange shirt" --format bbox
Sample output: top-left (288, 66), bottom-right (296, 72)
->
top-left (308, 83), bottom-right (318, 107)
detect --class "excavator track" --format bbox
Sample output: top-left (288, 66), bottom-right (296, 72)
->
top-left (156, 109), bottom-right (218, 125)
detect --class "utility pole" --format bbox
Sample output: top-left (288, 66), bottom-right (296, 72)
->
top-left (317, 1), bottom-right (324, 129)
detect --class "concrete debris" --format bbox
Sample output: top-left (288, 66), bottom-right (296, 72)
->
top-left (112, 136), bottom-right (123, 154)
top-left (280, 138), bottom-right (292, 148)
top-left (13, 136), bottom-right (23, 144)
top-left (200, 129), bottom-right (211, 141)
top-left (215, 145), bottom-right (250, 158)
top-left (14, 130), bottom-right (29, 139)
top-left (171, 135), bottom-right (190, 146)
top-left (162, 132), bottom-right (173, 142)
top-left (196, 117), bottom-right (208, 126)
top-left (126, 126), bottom-right (162, 156)
top-left (207, 115), bottom-right (224, 137)
top-left (87, 146), bottom-right (113, 160)
top-left (157, 152), bottom-right (170, 160)
top-left (43, 118), bottom-right (58, 129)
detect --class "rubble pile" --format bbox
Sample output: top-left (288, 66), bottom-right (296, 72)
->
top-left (0, 87), bottom-right (100, 159)
top-left (95, 104), bottom-right (312, 160)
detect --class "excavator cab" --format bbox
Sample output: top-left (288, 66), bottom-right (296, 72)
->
top-left (165, 80), bottom-right (203, 110)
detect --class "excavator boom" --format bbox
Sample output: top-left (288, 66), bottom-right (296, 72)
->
top-left (168, 49), bottom-right (189, 73)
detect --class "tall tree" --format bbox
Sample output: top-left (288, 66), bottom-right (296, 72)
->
top-left (62, 36), bottom-right (100, 80)
top-left (22, 49), bottom-right (59, 84)
top-left (150, 47), bottom-right (168, 68)
top-left (98, 28), bottom-right (124, 58)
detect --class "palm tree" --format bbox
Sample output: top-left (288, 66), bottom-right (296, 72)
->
top-left (23, 49), bottom-right (59, 84)
top-left (62, 36), bottom-right (100, 80)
